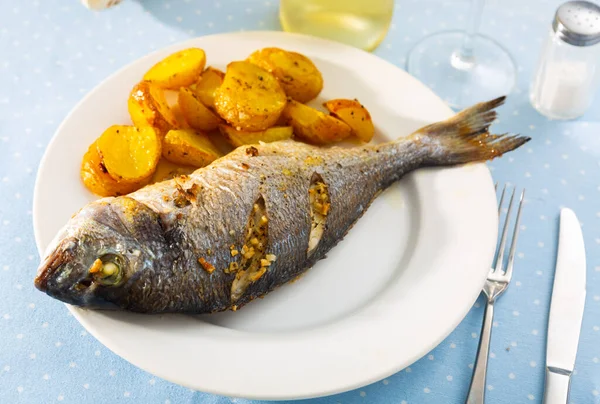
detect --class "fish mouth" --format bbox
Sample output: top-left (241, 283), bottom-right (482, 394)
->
top-left (34, 247), bottom-right (72, 292)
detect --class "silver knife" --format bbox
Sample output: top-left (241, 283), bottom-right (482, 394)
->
top-left (543, 208), bottom-right (587, 404)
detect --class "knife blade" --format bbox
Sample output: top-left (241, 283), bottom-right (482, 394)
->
top-left (543, 208), bottom-right (586, 404)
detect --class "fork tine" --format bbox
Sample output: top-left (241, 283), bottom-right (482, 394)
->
top-left (494, 187), bottom-right (516, 273)
top-left (504, 189), bottom-right (525, 281)
top-left (497, 184), bottom-right (506, 217)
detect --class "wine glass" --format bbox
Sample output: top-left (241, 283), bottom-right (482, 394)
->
top-left (406, 0), bottom-right (517, 110)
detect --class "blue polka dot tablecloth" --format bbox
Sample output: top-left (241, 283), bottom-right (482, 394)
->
top-left (1, 0), bottom-right (599, 403)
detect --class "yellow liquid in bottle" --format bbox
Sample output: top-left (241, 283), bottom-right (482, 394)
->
top-left (279, 0), bottom-right (394, 51)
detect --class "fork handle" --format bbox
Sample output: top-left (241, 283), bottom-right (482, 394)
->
top-left (466, 301), bottom-right (495, 404)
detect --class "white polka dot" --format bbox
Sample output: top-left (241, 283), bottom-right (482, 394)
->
top-left (525, 172), bottom-right (531, 178)
top-left (513, 311), bottom-right (520, 316)
top-left (80, 330), bottom-right (87, 336)
top-left (3, 314), bottom-right (10, 320)
top-left (593, 326), bottom-right (599, 332)
top-left (165, 401), bottom-right (171, 404)
top-left (17, 386), bottom-right (23, 393)
top-left (28, 303), bottom-right (35, 309)
top-left (423, 387), bottom-right (431, 393)
top-left (593, 357), bottom-right (598, 363)
top-left (42, 322), bottom-right (48, 328)
top-left (528, 394), bottom-right (535, 400)
top-left (16, 334), bottom-right (23, 339)
top-left (94, 350), bottom-right (100, 356)
top-left (490, 352), bottom-right (496, 358)
top-left (83, 383), bottom-right (89, 389)
top-left (446, 375), bottom-right (453, 381)
top-left (493, 321), bottom-right (498, 327)
top-left (471, 332), bottom-right (477, 338)
top-left (593, 295), bottom-right (600, 301)
top-left (532, 329), bottom-right (539, 335)
top-left (468, 363), bottom-right (474, 369)
top-left (487, 385), bottom-right (494, 390)
top-left (124, 392), bottom-right (131, 397)
top-left (58, 395), bottom-right (64, 401)
top-left (109, 370), bottom-right (116, 376)
top-left (593, 390), bottom-right (599, 396)
top-left (3, 366), bottom-right (9, 372)
top-left (511, 341), bottom-right (518, 347)
top-left (69, 362), bottom-right (76, 368)
top-left (359, 391), bottom-right (366, 397)
top-left (537, 242), bottom-right (544, 247)
top-left (382, 379), bottom-right (389, 385)
top-left (428, 354), bottom-right (434, 360)
top-left (43, 374), bottom-right (50, 380)
top-left (536, 270), bottom-right (542, 275)
top-left (450, 342), bottom-right (456, 348)
top-left (534, 299), bottom-right (540, 305)
top-left (530, 361), bottom-right (537, 367)
top-left (509, 372), bottom-right (516, 379)
top-left (517, 252), bottom-right (525, 258)
top-left (29, 353), bottom-right (36, 359)
top-left (401, 401), bottom-right (407, 404)
top-left (55, 341), bottom-right (61, 347)
top-left (579, 195), bottom-right (585, 201)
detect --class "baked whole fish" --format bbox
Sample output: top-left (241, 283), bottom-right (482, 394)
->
top-left (35, 97), bottom-right (529, 313)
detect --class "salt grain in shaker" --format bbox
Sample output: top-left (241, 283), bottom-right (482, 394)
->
top-left (530, 1), bottom-right (600, 120)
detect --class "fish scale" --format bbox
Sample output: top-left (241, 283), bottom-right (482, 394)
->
top-left (34, 97), bottom-right (530, 314)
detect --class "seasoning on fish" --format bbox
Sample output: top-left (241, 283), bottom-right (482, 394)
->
top-left (34, 97), bottom-right (530, 313)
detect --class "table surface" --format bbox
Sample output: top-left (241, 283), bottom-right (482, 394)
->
top-left (1, 0), bottom-right (599, 403)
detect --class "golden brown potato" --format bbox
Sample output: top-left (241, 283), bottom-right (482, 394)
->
top-left (323, 99), bottom-right (375, 143)
top-left (162, 129), bottom-right (222, 167)
top-left (219, 125), bottom-right (293, 147)
top-left (143, 48), bottom-right (206, 90)
top-left (128, 81), bottom-right (179, 135)
top-left (194, 67), bottom-right (225, 108)
top-left (96, 125), bottom-right (162, 183)
top-left (178, 87), bottom-right (222, 131)
top-left (280, 100), bottom-right (352, 145)
top-left (150, 158), bottom-right (196, 183)
top-left (247, 47), bottom-right (323, 103)
top-left (80, 141), bottom-right (143, 197)
top-left (214, 61), bottom-right (287, 131)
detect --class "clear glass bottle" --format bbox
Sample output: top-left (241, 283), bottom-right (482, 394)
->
top-left (530, 1), bottom-right (600, 120)
top-left (279, 0), bottom-right (394, 51)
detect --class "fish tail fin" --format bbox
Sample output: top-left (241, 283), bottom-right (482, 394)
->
top-left (416, 96), bottom-right (530, 165)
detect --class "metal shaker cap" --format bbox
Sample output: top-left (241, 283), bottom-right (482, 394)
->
top-left (553, 0), bottom-right (600, 46)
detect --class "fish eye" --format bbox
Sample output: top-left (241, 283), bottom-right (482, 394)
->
top-left (89, 253), bottom-right (125, 286)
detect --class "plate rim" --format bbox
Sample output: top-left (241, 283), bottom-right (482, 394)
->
top-left (33, 31), bottom-right (496, 400)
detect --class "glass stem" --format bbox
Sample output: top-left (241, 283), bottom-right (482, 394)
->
top-left (452, 0), bottom-right (485, 69)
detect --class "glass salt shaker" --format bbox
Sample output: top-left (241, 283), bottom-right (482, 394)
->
top-left (530, 0), bottom-right (600, 120)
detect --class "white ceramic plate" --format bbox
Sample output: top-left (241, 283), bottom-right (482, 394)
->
top-left (33, 31), bottom-right (497, 400)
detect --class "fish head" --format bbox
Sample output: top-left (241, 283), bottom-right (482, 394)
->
top-left (34, 197), bottom-right (167, 309)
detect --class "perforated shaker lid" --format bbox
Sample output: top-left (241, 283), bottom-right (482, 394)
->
top-left (553, 1), bottom-right (600, 46)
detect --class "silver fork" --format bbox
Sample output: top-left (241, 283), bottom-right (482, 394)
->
top-left (466, 185), bottom-right (525, 404)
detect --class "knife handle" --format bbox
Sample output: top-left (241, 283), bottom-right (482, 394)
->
top-left (543, 367), bottom-right (572, 404)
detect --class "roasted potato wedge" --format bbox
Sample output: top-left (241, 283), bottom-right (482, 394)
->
top-left (219, 125), bottom-right (293, 147)
top-left (280, 100), bottom-right (351, 145)
top-left (143, 48), bottom-right (206, 90)
top-left (97, 125), bottom-right (161, 183)
top-left (194, 67), bottom-right (225, 108)
top-left (214, 61), bottom-right (287, 131)
top-left (128, 81), bottom-right (179, 135)
top-left (247, 47), bottom-right (323, 103)
top-left (323, 99), bottom-right (375, 143)
top-left (81, 141), bottom-right (142, 197)
top-left (178, 87), bottom-right (222, 131)
top-left (162, 129), bottom-right (222, 167)
top-left (151, 158), bottom-right (196, 183)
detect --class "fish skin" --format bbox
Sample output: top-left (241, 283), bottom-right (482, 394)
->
top-left (35, 97), bottom-right (530, 313)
